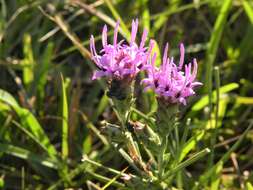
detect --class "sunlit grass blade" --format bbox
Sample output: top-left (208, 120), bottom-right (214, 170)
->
top-left (191, 83), bottom-right (239, 111)
top-left (243, 1), bottom-right (253, 23)
top-left (0, 89), bottom-right (18, 106)
top-left (235, 96), bottom-right (253, 104)
top-left (60, 74), bottom-right (69, 159)
top-left (179, 130), bottom-right (205, 162)
top-left (21, 33), bottom-right (35, 90)
top-left (101, 167), bottom-right (128, 190)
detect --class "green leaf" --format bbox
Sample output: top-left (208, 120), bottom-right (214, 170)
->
top-left (0, 89), bottom-right (57, 158)
top-left (0, 89), bottom-right (19, 107)
top-left (0, 143), bottom-right (58, 169)
top-left (179, 130), bottom-right (205, 162)
top-left (236, 96), bottom-right (253, 105)
top-left (16, 108), bottom-right (57, 157)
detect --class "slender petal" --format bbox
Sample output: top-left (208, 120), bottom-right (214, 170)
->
top-left (162, 43), bottom-right (169, 71)
top-left (102, 25), bottom-right (108, 47)
top-left (130, 19), bottom-right (138, 45)
top-left (113, 21), bottom-right (120, 47)
top-left (140, 29), bottom-right (148, 49)
top-left (178, 43), bottom-right (185, 70)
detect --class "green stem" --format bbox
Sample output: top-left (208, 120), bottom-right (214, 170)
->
top-left (82, 155), bottom-right (135, 177)
top-left (86, 170), bottom-right (128, 189)
top-left (158, 135), bottom-right (168, 180)
top-left (118, 147), bottom-right (143, 175)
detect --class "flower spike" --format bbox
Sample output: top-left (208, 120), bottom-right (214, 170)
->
top-left (142, 43), bottom-right (202, 105)
top-left (90, 19), bottom-right (152, 81)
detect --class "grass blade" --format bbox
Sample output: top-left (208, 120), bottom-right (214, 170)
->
top-left (204, 0), bottom-right (232, 127)
top-left (0, 143), bottom-right (58, 169)
top-left (243, 1), bottom-right (253, 23)
top-left (0, 88), bottom-right (57, 158)
top-left (22, 33), bottom-right (35, 90)
top-left (199, 121), bottom-right (253, 185)
top-left (60, 74), bottom-right (69, 159)
top-left (101, 167), bottom-right (128, 190)
top-left (164, 148), bottom-right (210, 179)
top-left (191, 83), bottom-right (239, 111)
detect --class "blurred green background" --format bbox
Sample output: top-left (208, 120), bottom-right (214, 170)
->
top-left (1, 0), bottom-right (253, 189)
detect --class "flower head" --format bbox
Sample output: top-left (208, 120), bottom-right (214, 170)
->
top-left (90, 19), bottom-right (154, 81)
top-left (141, 43), bottom-right (202, 105)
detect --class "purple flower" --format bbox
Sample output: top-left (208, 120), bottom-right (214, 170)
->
top-left (141, 43), bottom-right (202, 105)
top-left (90, 19), bottom-right (154, 81)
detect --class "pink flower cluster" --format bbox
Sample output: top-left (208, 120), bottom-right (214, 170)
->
top-left (90, 19), bottom-right (153, 81)
top-left (141, 43), bottom-right (202, 105)
top-left (90, 19), bottom-right (202, 105)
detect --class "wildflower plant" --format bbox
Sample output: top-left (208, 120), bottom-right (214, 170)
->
top-left (90, 19), bottom-right (209, 189)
